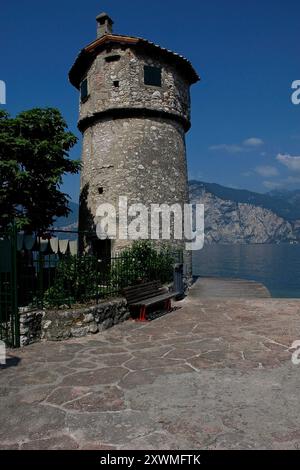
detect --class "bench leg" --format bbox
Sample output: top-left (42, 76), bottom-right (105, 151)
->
top-left (138, 305), bottom-right (147, 322)
top-left (165, 299), bottom-right (172, 312)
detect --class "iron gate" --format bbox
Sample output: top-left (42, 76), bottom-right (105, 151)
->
top-left (0, 224), bottom-right (19, 348)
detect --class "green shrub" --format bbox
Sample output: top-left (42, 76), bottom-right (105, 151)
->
top-left (43, 242), bottom-right (180, 308)
top-left (44, 255), bottom-right (99, 307)
top-left (110, 241), bottom-right (176, 288)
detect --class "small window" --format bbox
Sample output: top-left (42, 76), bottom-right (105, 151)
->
top-left (105, 55), bottom-right (121, 63)
top-left (80, 79), bottom-right (88, 102)
top-left (98, 187), bottom-right (104, 195)
top-left (113, 81), bottom-right (119, 88)
top-left (144, 65), bottom-right (162, 87)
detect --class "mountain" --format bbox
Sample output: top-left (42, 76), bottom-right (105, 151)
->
top-left (189, 181), bottom-right (300, 221)
top-left (189, 181), bottom-right (299, 244)
top-left (267, 189), bottom-right (300, 216)
top-left (55, 183), bottom-right (300, 244)
top-left (53, 202), bottom-right (79, 229)
top-left (52, 202), bottom-right (79, 239)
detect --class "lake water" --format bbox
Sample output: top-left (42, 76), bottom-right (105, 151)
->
top-left (192, 244), bottom-right (300, 298)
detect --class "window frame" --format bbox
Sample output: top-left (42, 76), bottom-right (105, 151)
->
top-left (143, 65), bottom-right (162, 88)
top-left (80, 78), bottom-right (89, 103)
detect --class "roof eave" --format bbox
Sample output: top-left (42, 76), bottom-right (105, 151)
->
top-left (69, 34), bottom-right (200, 89)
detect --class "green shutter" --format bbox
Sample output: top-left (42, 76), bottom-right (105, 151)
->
top-left (80, 79), bottom-right (88, 101)
top-left (144, 66), bottom-right (162, 87)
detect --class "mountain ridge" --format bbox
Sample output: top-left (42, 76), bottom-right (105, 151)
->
top-left (189, 180), bottom-right (300, 221)
top-left (55, 182), bottom-right (300, 244)
top-left (189, 181), bottom-right (299, 244)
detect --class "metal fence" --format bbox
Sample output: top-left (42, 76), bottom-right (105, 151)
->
top-left (0, 224), bottom-right (19, 348)
top-left (17, 248), bottom-right (183, 309)
top-left (0, 223), bottom-right (183, 346)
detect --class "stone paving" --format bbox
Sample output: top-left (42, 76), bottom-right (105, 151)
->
top-left (1, 285), bottom-right (300, 450)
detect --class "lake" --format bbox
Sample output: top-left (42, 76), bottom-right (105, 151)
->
top-left (192, 244), bottom-right (300, 298)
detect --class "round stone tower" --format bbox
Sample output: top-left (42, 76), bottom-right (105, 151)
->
top-left (69, 12), bottom-right (199, 260)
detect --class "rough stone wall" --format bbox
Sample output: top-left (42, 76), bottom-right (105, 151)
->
top-left (78, 44), bottom-right (192, 269)
top-left (19, 299), bottom-right (130, 346)
top-left (80, 116), bottom-right (189, 252)
top-left (79, 47), bottom-right (191, 124)
top-left (19, 309), bottom-right (44, 347)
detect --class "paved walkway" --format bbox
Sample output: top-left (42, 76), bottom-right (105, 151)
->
top-left (191, 277), bottom-right (271, 298)
top-left (1, 290), bottom-right (300, 449)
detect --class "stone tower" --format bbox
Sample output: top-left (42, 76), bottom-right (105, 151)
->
top-left (69, 13), bottom-right (199, 259)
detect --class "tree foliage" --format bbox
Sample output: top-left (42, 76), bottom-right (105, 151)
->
top-left (0, 108), bottom-right (80, 232)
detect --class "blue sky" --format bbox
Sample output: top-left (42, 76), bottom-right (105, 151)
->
top-left (1, 0), bottom-right (299, 202)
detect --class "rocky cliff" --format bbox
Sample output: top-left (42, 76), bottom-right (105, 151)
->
top-left (56, 182), bottom-right (300, 244)
top-left (189, 181), bottom-right (299, 244)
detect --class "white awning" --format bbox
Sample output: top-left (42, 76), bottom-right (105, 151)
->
top-left (50, 238), bottom-right (59, 254)
top-left (17, 235), bottom-right (78, 256)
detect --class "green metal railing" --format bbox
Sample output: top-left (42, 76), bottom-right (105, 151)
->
top-left (1, 224), bottom-right (183, 347)
top-left (0, 224), bottom-right (20, 348)
top-left (18, 249), bottom-right (182, 310)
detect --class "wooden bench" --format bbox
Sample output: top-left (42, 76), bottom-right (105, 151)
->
top-left (123, 281), bottom-right (178, 322)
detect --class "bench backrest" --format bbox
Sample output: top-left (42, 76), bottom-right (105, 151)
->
top-left (123, 281), bottom-right (161, 304)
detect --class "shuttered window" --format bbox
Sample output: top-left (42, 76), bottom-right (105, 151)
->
top-left (144, 66), bottom-right (162, 87)
top-left (80, 79), bottom-right (88, 102)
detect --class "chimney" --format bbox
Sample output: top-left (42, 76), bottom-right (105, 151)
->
top-left (96, 12), bottom-right (114, 38)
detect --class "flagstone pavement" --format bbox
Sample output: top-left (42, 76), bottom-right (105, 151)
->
top-left (1, 286), bottom-right (300, 450)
